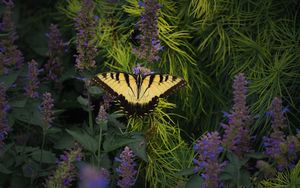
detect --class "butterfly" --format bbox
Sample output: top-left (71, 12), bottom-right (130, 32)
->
top-left (90, 72), bottom-right (186, 116)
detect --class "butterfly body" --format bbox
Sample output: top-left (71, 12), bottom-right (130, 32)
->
top-left (91, 72), bottom-right (186, 116)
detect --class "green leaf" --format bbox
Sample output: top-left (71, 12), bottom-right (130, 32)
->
top-left (77, 95), bottom-right (90, 111)
top-left (246, 152), bottom-right (267, 159)
top-left (222, 152), bottom-right (251, 187)
top-left (77, 96), bottom-right (89, 106)
top-left (15, 146), bottom-right (38, 154)
top-left (103, 134), bottom-right (135, 152)
top-left (0, 70), bottom-right (20, 88)
top-left (185, 174), bottom-right (203, 188)
top-left (53, 134), bottom-right (74, 149)
top-left (45, 127), bottom-right (62, 135)
top-left (24, 27), bottom-right (48, 56)
top-left (220, 172), bottom-right (233, 181)
top-left (175, 167), bottom-right (195, 176)
top-left (30, 150), bottom-right (56, 164)
top-left (66, 129), bottom-right (98, 152)
top-left (0, 163), bottom-right (12, 174)
top-left (128, 135), bottom-right (147, 161)
top-left (59, 66), bottom-right (76, 82)
top-left (9, 175), bottom-right (30, 188)
top-left (9, 98), bottom-right (28, 108)
top-left (12, 99), bottom-right (44, 126)
top-left (240, 169), bottom-right (251, 187)
top-left (12, 107), bottom-right (43, 126)
top-left (22, 162), bottom-right (38, 178)
top-left (88, 86), bottom-right (104, 95)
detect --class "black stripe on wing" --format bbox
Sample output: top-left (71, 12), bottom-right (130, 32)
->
top-left (160, 76), bottom-right (187, 98)
top-left (90, 74), bottom-right (119, 98)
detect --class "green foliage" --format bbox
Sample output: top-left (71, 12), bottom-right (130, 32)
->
top-left (259, 160), bottom-right (300, 188)
top-left (1, 0), bottom-right (300, 187)
top-left (126, 99), bottom-right (193, 187)
top-left (221, 152), bottom-right (251, 187)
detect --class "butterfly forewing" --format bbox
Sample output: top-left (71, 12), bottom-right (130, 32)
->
top-left (138, 74), bottom-right (186, 104)
top-left (92, 72), bottom-right (138, 103)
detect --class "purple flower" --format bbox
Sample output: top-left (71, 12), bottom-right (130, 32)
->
top-left (79, 165), bottom-right (110, 188)
top-left (268, 97), bottom-right (286, 130)
top-left (44, 24), bottom-right (66, 81)
top-left (133, 0), bottom-right (162, 63)
top-left (193, 132), bottom-right (225, 188)
top-left (263, 97), bottom-right (300, 171)
top-left (40, 92), bottom-right (54, 129)
top-left (222, 73), bottom-right (251, 157)
top-left (132, 64), bottom-right (153, 75)
top-left (74, 0), bottom-right (98, 71)
top-left (46, 144), bottom-right (83, 188)
top-left (116, 146), bottom-right (137, 188)
top-left (25, 60), bottom-right (39, 98)
top-left (0, 0), bottom-right (24, 74)
top-left (102, 94), bottom-right (114, 110)
top-left (0, 83), bottom-right (9, 148)
top-left (96, 105), bottom-right (107, 123)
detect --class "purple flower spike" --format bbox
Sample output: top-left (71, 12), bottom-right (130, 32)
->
top-left (222, 73), bottom-right (251, 157)
top-left (193, 132), bottom-right (225, 188)
top-left (0, 0), bottom-right (24, 74)
top-left (133, 0), bottom-right (162, 63)
top-left (0, 83), bottom-right (10, 148)
top-left (269, 97), bottom-right (286, 130)
top-left (44, 24), bottom-right (66, 81)
top-left (116, 146), bottom-right (137, 188)
top-left (132, 64), bottom-right (153, 75)
top-left (41, 92), bottom-right (54, 129)
top-left (263, 97), bottom-right (300, 171)
top-left (96, 105), bottom-right (107, 123)
top-left (74, 0), bottom-right (98, 71)
top-left (46, 144), bottom-right (83, 188)
top-left (25, 60), bottom-right (39, 98)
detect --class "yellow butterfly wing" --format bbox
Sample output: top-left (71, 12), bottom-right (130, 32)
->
top-left (138, 74), bottom-right (186, 105)
top-left (91, 72), bottom-right (138, 103)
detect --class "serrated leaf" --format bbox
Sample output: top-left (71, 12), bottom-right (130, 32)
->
top-left (31, 150), bottom-right (56, 164)
top-left (66, 129), bottom-right (97, 152)
top-left (0, 163), bottom-right (12, 174)
top-left (185, 174), bottom-right (203, 188)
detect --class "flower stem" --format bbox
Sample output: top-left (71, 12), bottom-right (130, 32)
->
top-left (98, 125), bottom-right (103, 167)
top-left (39, 130), bottom-right (46, 171)
top-left (86, 82), bottom-right (94, 133)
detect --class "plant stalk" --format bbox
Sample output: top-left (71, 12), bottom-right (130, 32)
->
top-left (98, 124), bottom-right (103, 167)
